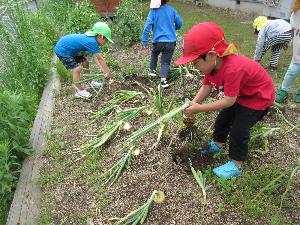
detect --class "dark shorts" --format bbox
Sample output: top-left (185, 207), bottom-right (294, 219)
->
top-left (56, 53), bottom-right (87, 70)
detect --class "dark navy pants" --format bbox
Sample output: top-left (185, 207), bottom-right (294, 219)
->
top-left (213, 103), bottom-right (268, 161)
top-left (150, 42), bottom-right (176, 78)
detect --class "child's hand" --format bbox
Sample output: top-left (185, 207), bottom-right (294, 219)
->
top-left (143, 45), bottom-right (149, 50)
top-left (184, 101), bottom-right (200, 115)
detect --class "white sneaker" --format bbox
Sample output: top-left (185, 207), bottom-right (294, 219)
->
top-left (148, 72), bottom-right (157, 77)
top-left (90, 81), bottom-right (103, 89)
top-left (74, 89), bottom-right (92, 98)
top-left (161, 80), bottom-right (169, 88)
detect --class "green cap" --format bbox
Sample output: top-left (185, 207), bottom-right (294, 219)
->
top-left (85, 22), bottom-right (114, 43)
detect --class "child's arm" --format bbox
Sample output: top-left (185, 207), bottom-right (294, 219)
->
top-left (192, 85), bottom-right (212, 103)
top-left (141, 11), bottom-right (154, 46)
top-left (93, 53), bottom-right (111, 78)
top-left (253, 28), bottom-right (266, 61)
top-left (174, 10), bottom-right (183, 30)
top-left (185, 95), bottom-right (237, 115)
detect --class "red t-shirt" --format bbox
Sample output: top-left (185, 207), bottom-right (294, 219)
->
top-left (203, 54), bottom-right (275, 110)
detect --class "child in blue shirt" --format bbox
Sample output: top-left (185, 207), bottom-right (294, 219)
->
top-left (55, 22), bottom-right (113, 98)
top-left (142, 0), bottom-right (182, 88)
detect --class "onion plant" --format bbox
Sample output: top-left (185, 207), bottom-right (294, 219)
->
top-left (81, 120), bottom-right (123, 154)
top-left (149, 84), bottom-right (164, 116)
top-left (109, 190), bottom-right (165, 224)
top-left (272, 104), bottom-right (300, 132)
top-left (190, 163), bottom-right (207, 204)
top-left (80, 72), bottom-right (104, 84)
top-left (90, 90), bottom-right (142, 122)
top-left (123, 99), bottom-right (190, 147)
top-left (250, 125), bottom-right (280, 155)
top-left (106, 101), bottom-right (189, 185)
top-left (81, 107), bottom-right (145, 153)
top-left (105, 148), bottom-right (134, 186)
top-left (145, 85), bottom-right (175, 148)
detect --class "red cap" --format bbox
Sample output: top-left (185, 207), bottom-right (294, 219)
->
top-left (176, 22), bottom-right (232, 65)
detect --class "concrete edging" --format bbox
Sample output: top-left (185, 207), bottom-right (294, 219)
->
top-left (6, 56), bottom-right (60, 225)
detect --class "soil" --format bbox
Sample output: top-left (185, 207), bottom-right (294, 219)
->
top-left (40, 41), bottom-right (300, 225)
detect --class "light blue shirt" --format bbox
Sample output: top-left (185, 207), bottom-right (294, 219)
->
top-left (142, 4), bottom-right (182, 46)
top-left (55, 34), bottom-right (100, 57)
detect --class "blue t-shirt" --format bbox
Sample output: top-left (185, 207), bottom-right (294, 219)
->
top-left (141, 4), bottom-right (183, 45)
top-left (55, 34), bottom-right (100, 57)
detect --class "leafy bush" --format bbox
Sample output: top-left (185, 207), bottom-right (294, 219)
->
top-left (0, 90), bottom-right (35, 157)
top-left (0, 141), bottom-right (20, 204)
top-left (65, 0), bottom-right (99, 33)
top-left (0, 6), bottom-right (56, 100)
top-left (113, 0), bottom-right (143, 46)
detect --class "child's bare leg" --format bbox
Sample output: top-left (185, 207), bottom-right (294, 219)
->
top-left (72, 66), bottom-right (81, 89)
top-left (82, 59), bottom-right (90, 73)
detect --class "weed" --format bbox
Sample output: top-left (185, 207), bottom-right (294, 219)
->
top-left (39, 202), bottom-right (53, 225)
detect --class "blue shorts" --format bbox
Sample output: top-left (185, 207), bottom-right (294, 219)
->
top-left (56, 53), bottom-right (87, 70)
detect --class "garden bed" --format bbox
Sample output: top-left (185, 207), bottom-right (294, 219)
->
top-left (39, 2), bottom-right (300, 225)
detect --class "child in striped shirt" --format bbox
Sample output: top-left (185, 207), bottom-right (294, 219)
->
top-left (253, 16), bottom-right (292, 70)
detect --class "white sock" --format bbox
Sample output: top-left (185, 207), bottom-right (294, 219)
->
top-left (161, 78), bottom-right (167, 81)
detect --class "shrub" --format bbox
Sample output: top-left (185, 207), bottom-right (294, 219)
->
top-left (0, 90), bottom-right (35, 158)
top-left (0, 6), bottom-right (56, 100)
top-left (65, 0), bottom-right (99, 33)
top-left (113, 0), bottom-right (143, 46)
top-left (0, 141), bottom-right (20, 204)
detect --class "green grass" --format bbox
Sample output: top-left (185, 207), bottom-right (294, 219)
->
top-left (215, 165), bottom-right (294, 224)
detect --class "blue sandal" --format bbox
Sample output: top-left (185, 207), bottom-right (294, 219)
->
top-left (213, 161), bottom-right (242, 179)
top-left (196, 141), bottom-right (224, 154)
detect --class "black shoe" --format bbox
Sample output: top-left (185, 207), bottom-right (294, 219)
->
top-left (267, 65), bottom-right (278, 71)
top-left (161, 80), bottom-right (169, 88)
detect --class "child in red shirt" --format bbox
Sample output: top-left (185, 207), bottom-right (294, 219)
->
top-left (176, 22), bottom-right (275, 179)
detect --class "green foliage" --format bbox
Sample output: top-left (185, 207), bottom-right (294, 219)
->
top-left (0, 141), bottom-right (20, 215)
top-left (110, 190), bottom-right (165, 224)
top-left (250, 124), bottom-right (280, 156)
top-left (65, 0), bottom-right (99, 33)
top-left (38, 0), bottom-right (99, 35)
top-left (0, 6), bottom-right (55, 99)
top-left (56, 60), bottom-right (72, 81)
top-left (190, 163), bottom-right (207, 204)
top-left (0, 91), bottom-right (35, 157)
top-left (0, 200), bottom-right (10, 225)
top-left (114, 0), bottom-right (143, 46)
top-left (216, 166), bottom-right (293, 223)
